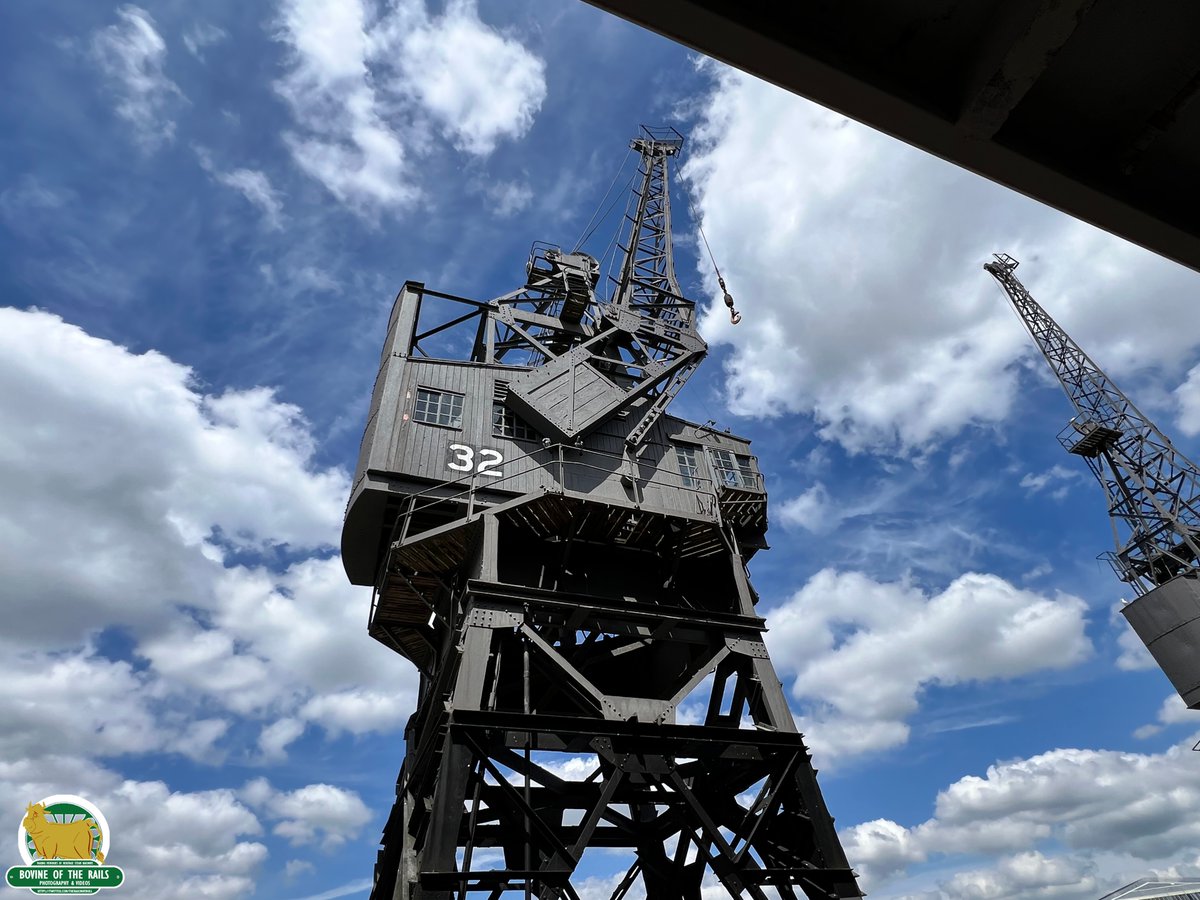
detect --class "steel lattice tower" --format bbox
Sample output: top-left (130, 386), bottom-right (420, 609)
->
top-left (986, 253), bottom-right (1200, 709)
top-left (342, 127), bottom-right (863, 899)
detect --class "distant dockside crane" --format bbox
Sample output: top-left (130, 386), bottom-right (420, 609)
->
top-left (341, 128), bottom-right (863, 899)
top-left (986, 254), bottom-right (1200, 710)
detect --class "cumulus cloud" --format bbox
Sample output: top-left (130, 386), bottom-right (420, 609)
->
top-left (259, 717), bottom-right (307, 762)
top-left (391, 0), bottom-right (546, 155)
top-left (0, 646), bottom-right (162, 760)
top-left (0, 307), bottom-right (346, 644)
top-left (274, 0), bottom-right (414, 214)
top-left (286, 858), bottom-right (316, 878)
top-left (1133, 692), bottom-right (1199, 740)
top-left (918, 850), bottom-right (1101, 900)
top-left (90, 6), bottom-right (184, 150)
top-left (0, 758), bottom-right (266, 900)
top-left (1174, 362), bottom-right (1200, 436)
top-left (683, 67), bottom-right (1200, 454)
top-left (1115, 603), bottom-right (1157, 672)
top-left (273, 0), bottom-right (546, 215)
top-left (0, 307), bottom-right (417, 748)
top-left (765, 569), bottom-right (1091, 764)
top-left (843, 736), bottom-right (1200, 896)
top-left (137, 556), bottom-right (418, 729)
top-left (776, 481), bottom-right (839, 532)
top-left (241, 777), bottom-right (371, 847)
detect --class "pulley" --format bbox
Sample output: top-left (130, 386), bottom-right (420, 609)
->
top-left (719, 276), bottom-right (742, 325)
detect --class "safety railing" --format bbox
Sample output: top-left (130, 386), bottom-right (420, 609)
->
top-left (1057, 418), bottom-right (1122, 456)
top-left (713, 466), bottom-right (764, 493)
top-left (371, 440), bottom-right (721, 588)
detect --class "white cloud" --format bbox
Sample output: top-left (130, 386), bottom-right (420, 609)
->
top-left (197, 148), bottom-right (286, 229)
top-left (258, 262), bottom-right (342, 296)
top-left (133, 557), bottom-right (419, 730)
top-left (0, 308), bottom-right (413, 897)
top-left (575, 872), bottom-right (647, 900)
top-left (259, 717), bottom-right (307, 762)
top-left (293, 265), bottom-right (340, 292)
top-left (777, 481), bottom-right (839, 531)
top-left (484, 180), bottom-right (534, 217)
top-left (0, 307), bottom-right (417, 745)
top-left (766, 569), bottom-right (1091, 765)
top-left (391, 0), bottom-right (546, 155)
top-left (300, 686), bottom-right (413, 735)
top-left (1019, 464), bottom-right (1083, 498)
top-left (683, 67), bottom-right (1200, 454)
top-left (0, 646), bottom-right (161, 760)
top-left (285, 858), bottom-right (316, 879)
top-left (109, 780), bottom-right (266, 893)
top-left (183, 22), bottom-right (228, 60)
top-left (0, 758), bottom-right (266, 900)
top-left (91, 6), bottom-right (184, 150)
top-left (1133, 692), bottom-right (1199, 740)
top-left (921, 850), bottom-right (1101, 900)
top-left (274, 0), bottom-right (414, 214)
top-left (273, 0), bottom-right (546, 216)
top-left (241, 777), bottom-right (371, 847)
top-left (1174, 362), bottom-right (1200, 436)
top-left (290, 879), bottom-right (376, 900)
top-left (1115, 603), bottom-right (1157, 672)
top-left (842, 736), bottom-right (1200, 895)
top-left (0, 308), bottom-right (346, 645)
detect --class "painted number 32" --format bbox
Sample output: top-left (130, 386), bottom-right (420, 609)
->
top-left (448, 444), bottom-right (504, 477)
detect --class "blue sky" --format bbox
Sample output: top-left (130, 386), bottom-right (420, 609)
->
top-left (3, 2), bottom-right (1200, 899)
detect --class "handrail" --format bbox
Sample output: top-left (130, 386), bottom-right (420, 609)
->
top-left (714, 468), bottom-right (765, 492)
top-left (372, 439), bottom-right (722, 587)
top-left (381, 439), bottom-right (717, 522)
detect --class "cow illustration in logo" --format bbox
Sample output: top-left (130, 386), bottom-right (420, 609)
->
top-left (6, 794), bottom-right (124, 894)
top-left (21, 804), bottom-right (104, 863)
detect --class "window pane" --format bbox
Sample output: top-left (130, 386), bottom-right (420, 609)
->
top-left (492, 401), bottom-right (535, 440)
top-left (675, 445), bottom-right (699, 488)
top-left (414, 387), bottom-right (464, 429)
top-left (736, 454), bottom-right (757, 488)
top-left (711, 448), bottom-right (742, 487)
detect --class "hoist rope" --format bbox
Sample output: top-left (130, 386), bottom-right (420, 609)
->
top-left (685, 182), bottom-right (743, 325)
top-left (572, 146), bottom-right (635, 254)
top-left (599, 174), bottom-right (640, 303)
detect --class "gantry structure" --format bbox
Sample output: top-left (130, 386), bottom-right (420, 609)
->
top-left (342, 127), bottom-right (863, 899)
top-left (986, 254), bottom-right (1200, 709)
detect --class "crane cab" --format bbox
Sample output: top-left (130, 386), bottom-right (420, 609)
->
top-left (341, 281), bottom-right (767, 589)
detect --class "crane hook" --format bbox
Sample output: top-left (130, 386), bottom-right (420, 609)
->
top-left (718, 276), bottom-right (742, 325)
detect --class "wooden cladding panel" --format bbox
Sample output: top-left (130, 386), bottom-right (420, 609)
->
top-left (356, 354), bottom-right (747, 522)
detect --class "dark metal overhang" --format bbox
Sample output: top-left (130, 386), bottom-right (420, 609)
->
top-left (583, 0), bottom-right (1200, 274)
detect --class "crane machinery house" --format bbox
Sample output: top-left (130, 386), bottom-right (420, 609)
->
top-left (341, 127), bottom-right (864, 899)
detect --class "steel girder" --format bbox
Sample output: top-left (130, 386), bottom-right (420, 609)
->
top-left (368, 508), bottom-right (862, 900)
top-left (986, 253), bottom-right (1200, 593)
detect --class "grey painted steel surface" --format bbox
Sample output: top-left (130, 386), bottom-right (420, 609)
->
top-left (341, 284), bottom-right (757, 587)
top-left (342, 130), bottom-right (862, 899)
top-left (986, 255), bottom-right (1200, 710)
top-left (582, 0), bottom-right (1200, 275)
top-left (506, 128), bottom-right (706, 446)
top-left (1099, 879), bottom-right (1200, 900)
top-left (1121, 577), bottom-right (1200, 709)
